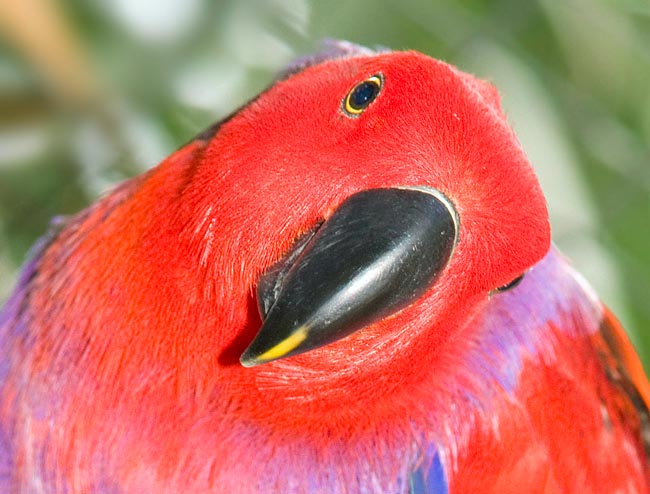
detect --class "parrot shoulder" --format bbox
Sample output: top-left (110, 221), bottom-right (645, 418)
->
top-left (444, 249), bottom-right (650, 492)
top-left (592, 307), bottom-right (650, 453)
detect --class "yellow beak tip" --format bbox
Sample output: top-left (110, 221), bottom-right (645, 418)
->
top-left (240, 326), bottom-right (309, 367)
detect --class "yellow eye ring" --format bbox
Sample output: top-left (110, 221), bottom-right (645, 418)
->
top-left (343, 75), bottom-right (383, 117)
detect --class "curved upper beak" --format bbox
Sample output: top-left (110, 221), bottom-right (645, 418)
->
top-left (240, 187), bottom-right (458, 367)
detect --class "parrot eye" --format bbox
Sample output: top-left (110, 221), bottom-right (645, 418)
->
top-left (343, 74), bottom-right (383, 116)
top-left (495, 274), bottom-right (525, 293)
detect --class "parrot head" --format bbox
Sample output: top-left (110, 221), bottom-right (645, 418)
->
top-left (178, 43), bottom-right (550, 376)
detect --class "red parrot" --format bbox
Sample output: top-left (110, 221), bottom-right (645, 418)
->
top-left (1, 40), bottom-right (648, 493)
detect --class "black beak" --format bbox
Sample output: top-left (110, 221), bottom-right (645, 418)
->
top-left (240, 187), bottom-right (458, 367)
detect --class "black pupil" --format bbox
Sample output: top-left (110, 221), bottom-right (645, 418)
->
top-left (350, 81), bottom-right (380, 110)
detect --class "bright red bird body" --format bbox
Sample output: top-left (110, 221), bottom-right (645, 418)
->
top-left (1, 42), bottom-right (648, 493)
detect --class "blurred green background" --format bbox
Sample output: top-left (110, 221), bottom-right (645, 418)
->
top-left (1, 0), bottom-right (648, 365)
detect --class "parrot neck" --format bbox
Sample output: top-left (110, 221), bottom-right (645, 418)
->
top-left (208, 285), bottom-right (486, 436)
